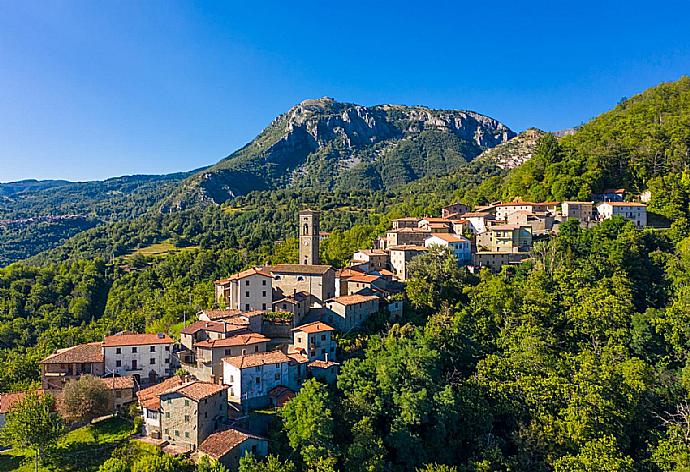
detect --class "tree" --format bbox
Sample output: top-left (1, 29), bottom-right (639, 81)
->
top-left (197, 455), bottom-right (229, 472)
top-left (239, 453), bottom-right (296, 472)
top-left (0, 391), bottom-right (63, 472)
top-left (60, 374), bottom-right (113, 423)
top-left (130, 453), bottom-right (181, 472)
top-left (406, 245), bottom-right (466, 309)
top-left (279, 379), bottom-right (336, 468)
top-left (553, 436), bottom-right (634, 472)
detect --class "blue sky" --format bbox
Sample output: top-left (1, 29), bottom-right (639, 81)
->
top-left (1, 1), bottom-right (689, 182)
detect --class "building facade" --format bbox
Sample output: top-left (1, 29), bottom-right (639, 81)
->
top-left (214, 268), bottom-right (273, 312)
top-left (102, 333), bottom-right (174, 385)
top-left (291, 322), bottom-right (336, 362)
top-left (424, 234), bottom-right (472, 264)
top-left (324, 295), bottom-right (380, 332)
top-left (299, 209), bottom-right (320, 265)
top-left (596, 202), bottom-right (647, 227)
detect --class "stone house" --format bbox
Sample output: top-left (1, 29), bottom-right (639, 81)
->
top-left (40, 342), bottom-right (105, 390)
top-left (424, 234), bottom-right (472, 265)
top-left (352, 250), bottom-right (390, 271)
top-left (214, 268), bottom-right (273, 312)
top-left (463, 212), bottom-right (494, 234)
top-left (158, 381), bottom-right (229, 451)
top-left (388, 245), bottom-right (428, 281)
top-left (561, 201), bottom-right (595, 224)
top-left (476, 225), bottom-right (532, 253)
top-left (197, 308), bottom-right (243, 322)
top-left (100, 376), bottom-right (136, 411)
top-left (180, 320), bottom-right (250, 351)
top-left (268, 264), bottom-right (336, 307)
top-left (138, 376), bottom-right (186, 439)
top-left (308, 360), bottom-right (339, 385)
top-left (324, 294), bottom-right (380, 332)
top-left (272, 291), bottom-right (311, 324)
top-left (386, 228), bottom-right (431, 248)
top-left (187, 333), bottom-right (271, 383)
top-left (197, 428), bottom-right (268, 470)
top-left (494, 202), bottom-right (538, 221)
top-left (291, 322), bottom-right (336, 362)
top-left (392, 217), bottom-right (421, 230)
top-left (441, 203), bottom-right (469, 218)
top-left (345, 273), bottom-right (383, 296)
top-left (596, 202), bottom-right (647, 227)
top-left (472, 251), bottom-right (531, 272)
top-left (418, 217), bottom-right (453, 233)
top-left (198, 308), bottom-right (265, 333)
top-left (222, 351), bottom-right (302, 409)
top-left (506, 211), bottom-right (555, 235)
top-left (102, 333), bottom-right (174, 385)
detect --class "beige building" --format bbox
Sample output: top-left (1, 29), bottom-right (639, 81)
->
top-left (506, 211), bottom-right (555, 235)
top-left (596, 202), bottom-right (647, 227)
top-left (345, 273), bottom-right (383, 295)
top-left (100, 376), bottom-right (136, 411)
top-left (352, 250), bottom-right (389, 271)
top-left (441, 203), bottom-right (469, 218)
top-left (392, 217), bottom-right (421, 230)
top-left (103, 333), bottom-right (174, 385)
top-left (185, 333), bottom-right (271, 383)
top-left (388, 245), bottom-right (428, 281)
top-left (292, 322), bottom-right (336, 362)
top-left (139, 376), bottom-right (186, 439)
top-left (418, 218), bottom-right (453, 233)
top-left (272, 291), bottom-right (311, 324)
top-left (476, 225), bottom-right (532, 252)
top-left (463, 212), bottom-right (494, 234)
top-left (269, 264), bottom-right (336, 307)
top-left (299, 209), bottom-right (320, 265)
top-left (198, 428), bottom-right (268, 470)
top-left (214, 268), bottom-right (273, 312)
top-left (40, 342), bottom-right (105, 391)
top-left (159, 381), bottom-right (229, 451)
top-left (472, 252), bottom-right (531, 272)
top-left (386, 228), bottom-right (432, 248)
top-left (561, 201), bottom-right (595, 224)
top-left (180, 320), bottom-right (250, 351)
top-left (325, 294), bottom-right (380, 332)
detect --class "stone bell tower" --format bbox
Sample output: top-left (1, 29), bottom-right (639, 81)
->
top-left (299, 209), bottom-right (320, 265)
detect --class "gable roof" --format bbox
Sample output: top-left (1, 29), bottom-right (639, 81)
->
top-left (199, 428), bottom-right (265, 459)
top-left (103, 333), bottom-right (173, 347)
top-left (137, 376), bottom-right (185, 410)
top-left (214, 268), bottom-right (272, 285)
top-left (426, 233), bottom-right (469, 243)
top-left (101, 376), bottom-right (135, 391)
top-left (347, 274), bottom-right (381, 284)
top-left (198, 308), bottom-right (243, 321)
top-left (268, 264), bottom-right (333, 275)
top-left (40, 342), bottom-right (104, 365)
top-left (161, 381), bottom-right (227, 402)
top-left (195, 333), bottom-right (271, 349)
top-left (223, 350), bottom-right (291, 369)
top-left (327, 294), bottom-right (380, 306)
top-left (180, 320), bottom-right (230, 335)
top-left (388, 244), bottom-right (428, 252)
top-left (598, 201), bottom-right (647, 207)
top-left (292, 321), bottom-right (335, 334)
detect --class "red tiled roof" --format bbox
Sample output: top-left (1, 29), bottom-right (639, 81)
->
top-left (214, 267), bottom-right (272, 285)
top-left (268, 264), bottom-right (333, 275)
top-left (162, 381), bottom-right (227, 402)
top-left (388, 245), bottom-right (428, 251)
top-left (223, 350), bottom-right (291, 369)
top-left (309, 360), bottom-right (339, 369)
top-left (463, 212), bottom-right (491, 217)
top-left (327, 294), bottom-right (380, 306)
top-left (137, 376), bottom-right (185, 410)
top-left (181, 320), bottom-right (229, 335)
top-left (100, 376), bottom-right (135, 390)
top-left (199, 428), bottom-right (264, 459)
top-left (347, 274), bottom-right (381, 284)
top-left (292, 322), bottom-right (335, 334)
top-left (287, 352), bottom-right (309, 364)
top-left (0, 390), bottom-right (46, 413)
top-left (496, 201), bottom-right (536, 207)
top-left (199, 309), bottom-right (243, 321)
top-left (103, 333), bottom-right (173, 347)
top-left (426, 233), bottom-right (469, 243)
top-left (40, 342), bottom-right (104, 364)
top-left (195, 333), bottom-right (270, 349)
top-left (598, 202), bottom-right (646, 207)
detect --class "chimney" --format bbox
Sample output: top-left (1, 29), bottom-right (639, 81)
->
top-left (325, 352), bottom-right (328, 362)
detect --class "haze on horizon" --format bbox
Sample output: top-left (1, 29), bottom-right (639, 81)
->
top-left (1, 0), bottom-right (689, 183)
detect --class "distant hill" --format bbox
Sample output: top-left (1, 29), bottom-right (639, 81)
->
top-left (162, 98), bottom-right (515, 210)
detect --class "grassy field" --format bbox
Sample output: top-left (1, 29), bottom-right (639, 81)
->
top-left (0, 417), bottom-right (143, 471)
top-left (124, 240), bottom-right (197, 259)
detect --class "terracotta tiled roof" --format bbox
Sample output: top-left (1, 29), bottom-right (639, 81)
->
top-left (268, 264), bottom-right (333, 275)
top-left (40, 342), bottom-right (104, 364)
top-left (180, 320), bottom-right (229, 335)
top-left (100, 376), bottom-right (135, 390)
top-left (287, 353), bottom-right (309, 364)
top-left (199, 428), bottom-right (264, 459)
top-left (137, 376), bottom-right (185, 410)
top-left (356, 249), bottom-right (388, 256)
top-left (103, 333), bottom-right (173, 347)
top-left (335, 267), bottom-right (366, 278)
top-left (195, 333), bottom-right (270, 349)
top-left (463, 212), bottom-right (491, 217)
top-left (223, 350), bottom-right (291, 369)
top-left (388, 245), bottom-right (428, 251)
top-left (347, 274), bottom-right (381, 284)
top-left (327, 294), bottom-right (380, 306)
top-left (0, 392), bottom-right (26, 413)
top-left (426, 233), bottom-right (469, 243)
top-left (387, 228), bottom-right (431, 233)
top-left (599, 202), bottom-right (647, 207)
top-left (309, 360), bottom-right (339, 369)
top-left (420, 217), bottom-right (452, 223)
top-left (378, 269), bottom-right (395, 276)
top-left (199, 309), bottom-right (243, 320)
top-left (292, 322), bottom-right (335, 334)
top-left (268, 386), bottom-right (295, 400)
top-left (162, 381), bottom-right (227, 402)
top-left (496, 201), bottom-right (536, 207)
top-left (214, 268), bottom-right (272, 285)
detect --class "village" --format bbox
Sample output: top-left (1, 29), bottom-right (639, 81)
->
top-left (0, 192), bottom-right (650, 470)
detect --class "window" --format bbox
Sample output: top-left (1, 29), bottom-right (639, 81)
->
top-left (262, 291), bottom-right (266, 297)
top-left (164, 428), bottom-right (168, 435)
top-left (242, 349), bottom-right (247, 355)
top-left (321, 335), bottom-right (326, 341)
top-left (275, 275), bottom-right (281, 280)
top-left (185, 431), bottom-right (189, 439)
top-left (150, 346), bottom-right (156, 352)
top-left (254, 346), bottom-right (259, 352)
top-left (115, 348), bottom-right (121, 354)
top-left (225, 349), bottom-right (232, 356)
top-left (166, 412), bottom-right (170, 418)
top-left (185, 400), bottom-right (190, 407)
top-left (116, 360), bottom-right (122, 367)
top-left (147, 410), bottom-right (158, 419)
top-left (297, 276), bottom-right (305, 281)
top-left (205, 412), bottom-right (208, 418)
top-left (245, 291), bottom-right (250, 297)
top-left (164, 358), bottom-right (169, 364)
top-left (245, 304), bottom-right (250, 311)
top-left (150, 358), bottom-right (156, 365)
top-left (165, 345), bottom-right (170, 351)
top-left (297, 336), bottom-right (303, 343)
top-left (115, 390), bottom-right (122, 398)
top-left (132, 360), bottom-right (138, 370)
top-left (262, 279), bottom-right (267, 286)
top-left (245, 280), bottom-right (250, 286)
top-left (275, 373), bottom-right (280, 380)
top-left (255, 377), bottom-right (260, 384)
top-left (132, 347), bottom-right (137, 353)
top-left (184, 415), bottom-right (190, 423)
top-left (262, 303), bottom-right (267, 310)
top-left (175, 430), bottom-right (179, 436)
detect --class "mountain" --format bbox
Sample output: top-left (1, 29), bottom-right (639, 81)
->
top-left (474, 128), bottom-right (547, 169)
top-left (162, 98), bottom-right (515, 210)
top-left (0, 171), bottom-right (198, 266)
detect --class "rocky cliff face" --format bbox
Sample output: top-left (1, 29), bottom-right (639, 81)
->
top-left (162, 98), bottom-right (515, 210)
top-left (474, 128), bottom-right (546, 169)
